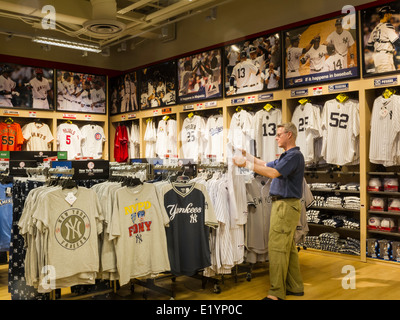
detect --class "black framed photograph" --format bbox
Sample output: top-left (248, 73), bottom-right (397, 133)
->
top-left (139, 61), bottom-right (177, 110)
top-left (223, 32), bottom-right (282, 97)
top-left (283, 14), bottom-right (359, 88)
top-left (56, 70), bottom-right (107, 114)
top-left (177, 48), bottom-right (222, 103)
top-left (361, 2), bottom-right (400, 77)
top-left (109, 71), bottom-right (139, 115)
top-left (0, 63), bottom-right (54, 110)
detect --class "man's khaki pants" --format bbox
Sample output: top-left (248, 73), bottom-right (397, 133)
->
top-left (268, 198), bottom-right (304, 299)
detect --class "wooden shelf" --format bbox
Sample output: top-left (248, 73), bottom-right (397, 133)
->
top-left (309, 206), bottom-right (360, 213)
top-left (308, 223), bottom-right (360, 233)
top-left (310, 188), bottom-right (360, 194)
top-left (368, 191), bottom-right (400, 197)
top-left (368, 210), bottom-right (400, 217)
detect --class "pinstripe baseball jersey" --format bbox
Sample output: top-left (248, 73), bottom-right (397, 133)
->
top-left (180, 115), bottom-right (206, 162)
top-left (369, 94), bottom-right (400, 166)
top-left (291, 103), bottom-right (322, 165)
top-left (159, 181), bottom-right (218, 276)
top-left (367, 22), bottom-right (399, 53)
top-left (252, 108), bottom-right (282, 163)
top-left (320, 98), bottom-right (360, 165)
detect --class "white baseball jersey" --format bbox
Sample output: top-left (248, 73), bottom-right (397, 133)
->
top-left (291, 103), bottom-right (322, 164)
top-left (180, 115), bottom-right (206, 161)
top-left (80, 89), bottom-right (92, 112)
top-left (304, 45), bottom-right (328, 72)
top-left (326, 29), bottom-right (355, 57)
top-left (80, 124), bottom-right (106, 159)
top-left (322, 53), bottom-right (346, 72)
top-left (249, 58), bottom-right (263, 90)
top-left (57, 123), bottom-right (82, 160)
top-left (204, 115), bottom-right (224, 162)
top-left (368, 22), bottom-right (398, 53)
top-left (144, 120), bottom-right (156, 158)
top-left (29, 77), bottom-right (51, 109)
top-left (251, 108), bottom-right (282, 163)
top-left (22, 122), bottom-right (54, 151)
top-left (369, 94), bottom-right (400, 166)
top-left (129, 122), bottom-right (140, 159)
top-left (0, 75), bottom-right (16, 107)
top-left (368, 22), bottom-right (398, 72)
top-left (57, 81), bottom-right (66, 110)
top-left (156, 119), bottom-right (169, 158)
top-left (91, 88), bottom-right (105, 113)
top-left (227, 109), bottom-right (253, 156)
top-left (320, 98), bottom-right (360, 165)
top-left (263, 69), bottom-right (280, 89)
top-left (286, 47), bottom-right (304, 77)
top-left (231, 60), bottom-right (258, 93)
top-left (66, 83), bottom-right (82, 111)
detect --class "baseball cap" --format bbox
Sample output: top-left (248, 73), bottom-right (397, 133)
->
top-left (368, 216), bottom-right (382, 227)
top-left (240, 50), bottom-right (247, 58)
top-left (384, 178), bottom-right (399, 191)
top-left (35, 68), bottom-right (43, 74)
top-left (379, 5), bottom-right (395, 15)
top-left (335, 18), bottom-right (343, 26)
top-left (290, 35), bottom-right (300, 43)
top-left (248, 45), bottom-right (257, 53)
top-left (368, 178), bottom-right (382, 191)
top-left (388, 198), bottom-right (400, 211)
top-left (381, 218), bottom-right (395, 228)
top-left (370, 197), bottom-right (385, 210)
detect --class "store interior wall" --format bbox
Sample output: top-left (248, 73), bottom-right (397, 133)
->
top-left (0, 0), bottom-right (373, 73)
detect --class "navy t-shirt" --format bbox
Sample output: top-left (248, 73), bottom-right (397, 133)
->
top-left (266, 146), bottom-right (305, 199)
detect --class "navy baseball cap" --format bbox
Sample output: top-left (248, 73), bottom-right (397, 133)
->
top-left (379, 6), bottom-right (395, 15)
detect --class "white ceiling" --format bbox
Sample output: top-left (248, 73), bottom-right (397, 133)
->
top-left (0, 0), bottom-right (227, 53)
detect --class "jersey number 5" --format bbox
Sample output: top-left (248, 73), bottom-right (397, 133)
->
top-left (66, 134), bottom-right (71, 145)
top-left (2, 135), bottom-right (14, 146)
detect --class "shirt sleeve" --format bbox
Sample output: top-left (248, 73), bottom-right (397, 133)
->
top-left (268, 152), bottom-right (301, 178)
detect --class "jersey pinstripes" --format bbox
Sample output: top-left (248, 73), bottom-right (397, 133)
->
top-left (320, 98), bottom-right (360, 166)
top-left (369, 94), bottom-right (400, 166)
top-left (291, 103), bottom-right (322, 165)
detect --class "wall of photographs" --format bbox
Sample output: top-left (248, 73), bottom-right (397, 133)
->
top-left (0, 62), bottom-right (110, 159)
top-left (109, 1), bottom-right (400, 266)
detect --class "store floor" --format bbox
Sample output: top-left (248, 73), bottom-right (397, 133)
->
top-left (1, 249), bottom-right (400, 300)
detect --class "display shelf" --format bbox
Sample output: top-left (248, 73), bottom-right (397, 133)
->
top-left (309, 206), bottom-right (360, 213)
top-left (368, 191), bottom-right (400, 197)
top-left (307, 223), bottom-right (360, 233)
top-left (309, 188), bottom-right (360, 194)
top-left (368, 210), bottom-right (400, 216)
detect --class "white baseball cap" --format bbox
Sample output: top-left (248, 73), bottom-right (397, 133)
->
top-left (384, 178), bottom-right (399, 188)
top-left (368, 216), bottom-right (382, 227)
top-left (389, 198), bottom-right (400, 210)
top-left (381, 218), bottom-right (395, 228)
top-left (371, 197), bottom-right (385, 208)
top-left (368, 178), bottom-right (382, 190)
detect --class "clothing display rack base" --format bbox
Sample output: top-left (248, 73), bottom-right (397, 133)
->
top-left (131, 275), bottom-right (176, 300)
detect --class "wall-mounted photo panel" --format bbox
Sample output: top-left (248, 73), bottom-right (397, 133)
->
top-left (56, 70), bottom-right (107, 114)
top-left (283, 14), bottom-right (359, 88)
top-left (0, 63), bottom-right (54, 110)
top-left (139, 61), bottom-right (177, 110)
top-left (109, 71), bottom-right (139, 115)
top-left (361, 2), bottom-right (400, 77)
top-left (177, 48), bottom-right (222, 103)
top-left (223, 32), bottom-right (282, 97)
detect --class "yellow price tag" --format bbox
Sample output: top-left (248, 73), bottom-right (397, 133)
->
top-left (236, 106), bottom-right (243, 112)
top-left (336, 93), bottom-right (349, 103)
top-left (188, 112), bottom-right (194, 118)
top-left (383, 88), bottom-right (395, 99)
top-left (263, 103), bottom-right (274, 111)
top-left (298, 98), bottom-right (309, 105)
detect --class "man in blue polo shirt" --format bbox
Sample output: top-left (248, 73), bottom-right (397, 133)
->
top-left (233, 122), bottom-right (305, 300)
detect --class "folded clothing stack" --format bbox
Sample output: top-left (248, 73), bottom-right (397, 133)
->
top-left (343, 196), bottom-right (360, 210)
top-left (337, 237), bottom-right (361, 256)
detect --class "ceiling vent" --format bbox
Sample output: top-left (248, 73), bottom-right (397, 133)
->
top-left (83, 0), bottom-right (126, 38)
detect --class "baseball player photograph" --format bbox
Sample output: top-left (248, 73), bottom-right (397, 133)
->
top-left (0, 63), bottom-right (54, 110)
top-left (224, 32), bottom-right (282, 97)
top-left (139, 61), bottom-right (177, 110)
top-left (177, 49), bottom-right (222, 103)
top-left (362, 3), bottom-right (400, 76)
top-left (56, 70), bottom-right (106, 114)
top-left (284, 15), bottom-right (359, 88)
